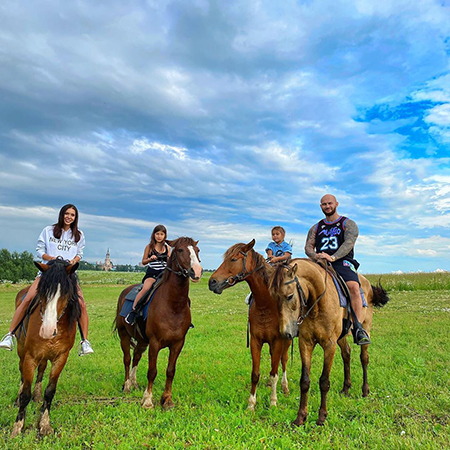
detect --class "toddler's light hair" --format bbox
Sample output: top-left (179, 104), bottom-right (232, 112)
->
top-left (271, 226), bottom-right (286, 237)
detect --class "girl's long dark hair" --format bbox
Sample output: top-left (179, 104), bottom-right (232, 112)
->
top-left (148, 224), bottom-right (167, 253)
top-left (53, 204), bottom-right (81, 243)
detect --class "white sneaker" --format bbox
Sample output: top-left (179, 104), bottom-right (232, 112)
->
top-left (244, 293), bottom-right (253, 305)
top-left (0, 333), bottom-right (15, 351)
top-left (78, 339), bottom-right (94, 356)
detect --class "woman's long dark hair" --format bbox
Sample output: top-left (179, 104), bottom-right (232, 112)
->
top-left (148, 224), bottom-right (167, 253)
top-left (53, 204), bottom-right (81, 242)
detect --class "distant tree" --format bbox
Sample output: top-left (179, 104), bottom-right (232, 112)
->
top-left (0, 249), bottom-right (36, 282)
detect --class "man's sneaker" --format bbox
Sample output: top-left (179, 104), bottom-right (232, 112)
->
top-left (0, 333), bottom-right (15, 351)
top-left (78, 339), bottom-right (94, 356)
top-left (125, 310), bottom-right (137, 326)
top-left (353, 327), bottom-right (371, 346)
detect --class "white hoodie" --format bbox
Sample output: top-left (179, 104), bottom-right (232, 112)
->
top-left (36, 226), bottom-right (85, 262)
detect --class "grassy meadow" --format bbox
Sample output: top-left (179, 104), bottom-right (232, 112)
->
top-left (0, 271), bottom-right (448, 449)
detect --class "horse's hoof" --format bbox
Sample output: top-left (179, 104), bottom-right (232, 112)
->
top-left (161, 399), bottom-right (175, 411)
top-left (282, 385), bottom-right (290, 395)
top-left (123, 380), bottom-right (132, 393)
top-left (293, 415), bottom-right (306, 427)
top-left (39, 425), bottom-right (54, 436)
top-left (11, 420), bottom-right (24, 438)
top-left (270, 400), bottom-right (277, 407)
top-left (339, 389), bottom-right (350, 397)
top-left (33, 393), bottom-right (43, 403)
top-left (362, 386), bottom-right (370, 397)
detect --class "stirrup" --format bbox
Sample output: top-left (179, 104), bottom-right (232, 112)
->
top-left (0, 332), bottom-right (16, 351)
top-left (125, 310), bottom-right (138, 326)
top-left (78, 339), bottom-right (94, 356)
top-left (353, 327), bottom-right (371, 345)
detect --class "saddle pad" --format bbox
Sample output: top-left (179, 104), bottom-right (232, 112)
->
top-left (119, 288), bottom-right (157, 321)
top-left (125, 284), bottom-right (143, 302)
top-left (332, 276), bottom-right (367, 308)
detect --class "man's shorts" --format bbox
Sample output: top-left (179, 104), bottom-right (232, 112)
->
top-left (332, 258), bottom-right (360, 284)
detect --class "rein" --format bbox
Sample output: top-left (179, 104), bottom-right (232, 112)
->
top-left (287, 263), bottom-right (329, 325)
top-left (226, 251), bottom-right (265, 286)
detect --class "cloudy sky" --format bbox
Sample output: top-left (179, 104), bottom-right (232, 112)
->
top-left (1, 0), bottom-right (450, 273)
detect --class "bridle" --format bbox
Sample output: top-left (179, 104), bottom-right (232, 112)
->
top-left (225, 250), bottom-right (265, 286)
top-left (166, 247), bottom-right (194, 278)
top-left (281, 263), bottom-right (329, 325)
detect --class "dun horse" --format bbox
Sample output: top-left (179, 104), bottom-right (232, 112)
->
top-left (11, 259), bottom-right (81, 437)
top-left (269, 259), bottom-right (389, 426)
top-left (114, 237), bottom-right (202, 409)
top-left (208, 240), bottom-right (291, 410)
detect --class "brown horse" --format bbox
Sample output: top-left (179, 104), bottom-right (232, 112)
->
top-left (114, 237), bottom-right (202, 409)
top-left (268, 258), bottom-right (389, 426)
top-left (208, 240), bottom-right (291, 410)
top-left (11, 259), bottom-right (81, 437)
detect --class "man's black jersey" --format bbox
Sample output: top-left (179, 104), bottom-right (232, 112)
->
top-left (314, 216), bottom-right (354, 260)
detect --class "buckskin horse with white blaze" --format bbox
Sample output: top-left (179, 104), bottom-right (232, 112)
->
top-left (208, 240), bottom-right (291, 410)
top-left (268, 258), bottom-right (389, 426)
top-left (114, 237), bottom-right (202, 409)
top-left (11, 259), bottom-right (81, 438)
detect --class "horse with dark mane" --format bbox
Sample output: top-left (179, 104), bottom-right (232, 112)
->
top-left (269, 259), bottom-right (389, 426)
top-left (208, 240), bottom-right (291, 410)
top-left (11, 259), bottom-right (81, 437)
top-left (114, 237), bottom-right (202, 409)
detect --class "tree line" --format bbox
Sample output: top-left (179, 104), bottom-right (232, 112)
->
top-left (0, 249), bottom-right (146, 283)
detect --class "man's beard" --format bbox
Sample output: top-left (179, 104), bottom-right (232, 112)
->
top-left (322, 206), bottom-right (337, 218)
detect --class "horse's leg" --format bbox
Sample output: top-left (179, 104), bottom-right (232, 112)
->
top-left (360, 343), bottom-right (370, 397)
top-left (33, 360), bottom-right (48, 402)
top-left (268, 340), bottom-right (284, 407)
top-left (142, 340), bottom-right (161, 409)
top-left (118, 328), bottom-right (133, 392)
top-left (338, 337), bottom-right (352, 396)
top-left (11, 355), bottom-right (36, 438)
top-left (38, 351), bottom-right (70, 436)
top-left (15, 359), bottom-right (24, 407)
top-left (280, 339), bottom-right (290, 395)
top-left (248, 337), bottom-right (262, 411)
top-left (293, 340), bottom-right (314, 427)
top-left (161, 339), bottom-right (185, 410)
top-left (317, 342), bottom-right (337, 426)
top-left (130, 342), bottom-right (148, 390)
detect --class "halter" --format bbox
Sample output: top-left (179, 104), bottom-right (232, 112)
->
top-left (225, 251), bottom-right (265, 286)
top-left (281, 263), bottom-right (329, 325)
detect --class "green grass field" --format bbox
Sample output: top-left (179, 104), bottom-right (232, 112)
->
top-left (0, 272), bottom-right (448, 449)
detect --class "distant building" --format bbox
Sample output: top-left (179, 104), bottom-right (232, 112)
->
top-left (102, 248), bottom-right (113, 272)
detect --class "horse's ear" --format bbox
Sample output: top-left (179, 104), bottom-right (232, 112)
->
top-left (166, 239), bottom-right (174, 247)
top-left (34, 261), bottom-right (49, 272)
top-left (195, 240), bottom-right (199, 246)
top-left (242, 239), bottom-right (256, 253)
top-left (287, 264), bottom-right (298, 277)
top-left (66, 263), bottom-right (79, 274)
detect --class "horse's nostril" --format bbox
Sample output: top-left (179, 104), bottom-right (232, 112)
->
top-left (286, 333), bottom-right (293, 340)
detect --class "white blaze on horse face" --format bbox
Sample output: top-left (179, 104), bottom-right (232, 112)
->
top-left (39, 284), bottom-right (60, 339)
top-left (188, 245), bottom-right (202, 282)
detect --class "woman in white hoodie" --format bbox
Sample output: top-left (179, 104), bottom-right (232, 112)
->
top-left (0, 204), bottom-right (94, 356)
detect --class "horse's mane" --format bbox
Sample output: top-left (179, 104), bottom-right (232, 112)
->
top-left (269, 264), bottom-right (287, 292)
top-left (38, 259), bottom-right (81, 326)
top-left (223, 243), bottom-right (269, 285)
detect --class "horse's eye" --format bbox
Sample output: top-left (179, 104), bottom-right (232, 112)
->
top-left (178, 248), bottom-right (183, 253)
top-left (287, 294), bottom-right (294, 301)
top-left (231, 258), bottom-right (238, 262)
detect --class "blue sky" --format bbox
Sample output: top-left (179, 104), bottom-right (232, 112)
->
top-left (1, 0), bottom-right (450, 273)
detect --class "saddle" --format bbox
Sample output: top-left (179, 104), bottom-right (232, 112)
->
top-left (120, 274), bottom-right (165, 341)
top-left (317, 261), bottom-right (365, 341)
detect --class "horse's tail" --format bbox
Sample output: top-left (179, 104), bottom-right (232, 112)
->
top-left (371, 283), bottom-right (389, 308)
top-left (112, 289), bottom-right (126, 337)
